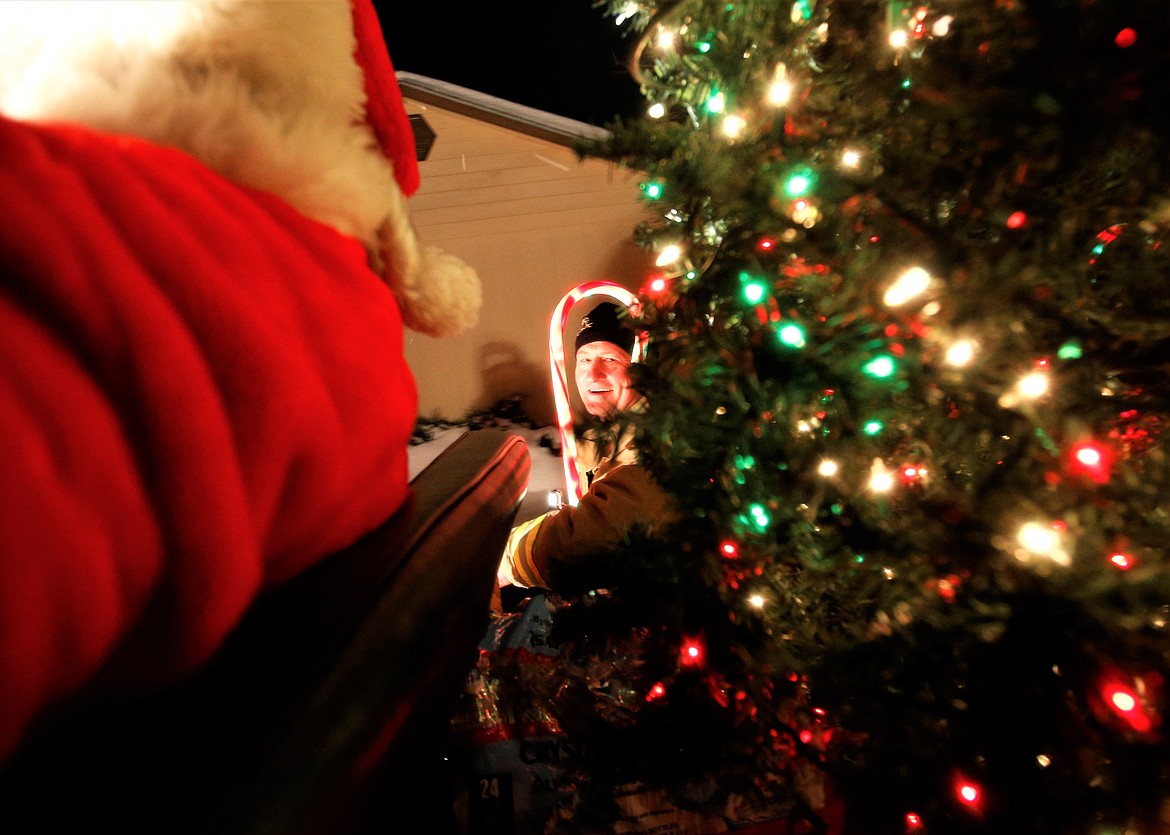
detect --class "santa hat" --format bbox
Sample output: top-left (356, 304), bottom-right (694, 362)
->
top-left (0, 0), bottom-right (480, 338)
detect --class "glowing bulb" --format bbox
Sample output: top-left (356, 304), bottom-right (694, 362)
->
top-left (1018, 522), bottom-right (1058, 554)
top-left (767, 64), bottom-right (793, 105)
top-left (656, 244), bottom-right (682, 267)
top-left (748, 593), bottom-right (766, 609)
top-left (818, 459), bottom-right (839, 477)
top-left (1075, 446), bottom-right (1101, 467)
top-left (889, 29), bottom-right (909, 49)
top-left (946, 339), bottom-right (976, 367)
top-left (958, 783), bottom-right (979, 804)
top-left (657, 29), bottom-right (676, 49)
top-left (884, 266), bottom-right (932, 306)
top-left (868, 459), bottom-right (895, 493)
top-left (680, 638), bottom-right (705, 666)
top-left (783, 168), bottom-right (816, 198)
top-left (1110, 552), bottom-right (1133, 570)
top-left (778, 323), bottom-right (806, 348)
top-left (863, 355), bottom-right (897, 379)
top-left (1102, 680), bottom-right (1153, 733)
top-left (932, 15), bottom-right (954, 36)
top-left (647, 102), bottom-right (667, 119)
top-left (706, 91), bottom-right (726, 114)
top-left (722, 113), bottom-right (747, 139)
top-left (646, 681), bottom-right (667, 702)
top-left (1017, 371), bottom-right (1049, 399)
top-left (840, 148), bottom-right (861, 168)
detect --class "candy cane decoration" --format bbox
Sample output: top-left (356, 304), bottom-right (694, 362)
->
top-left (549, 281), bottom-right (645, 506)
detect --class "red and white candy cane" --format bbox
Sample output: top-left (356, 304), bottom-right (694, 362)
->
top-left (549, 281), bottom-right (645, 506)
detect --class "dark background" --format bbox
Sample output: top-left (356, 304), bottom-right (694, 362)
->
top-left (378, 0), bottom-right (644, 128)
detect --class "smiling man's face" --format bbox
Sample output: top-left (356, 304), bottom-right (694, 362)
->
top-left (575, 340), bottom-right (637, 417)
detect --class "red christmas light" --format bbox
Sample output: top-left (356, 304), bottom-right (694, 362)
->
top-left (1115, 28), bottom-right (1137, 48)
top-left (680, 637), bottom-right (705, 667)
top-left (646, 681), bottom-right (667, 702)
top-left (1110, 552), bottom-right (1134, 570)
top-left (953, 774), bottom-right (984, 814)
top-left (720, 540), bottom-right (739, 559)
top-left (1101, 680), bottom-right (1153, 734)
top-left (1006, 210), bottom-right (1027, 229)
top-left (644, 274), bottom-right (670, 296)
top-left (757, 237), bottom-right (776, 252)
top-left (904, 812), bottom-right (925, 832)
top-left (1067, 440), bottom-right (1113, 484)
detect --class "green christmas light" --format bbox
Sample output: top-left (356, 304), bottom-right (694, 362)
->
top-left (793, 0), bottom-right (813, 21)
top-left (642, 180), bottom-right (664, 199)
top-left (706, 90), bottom-right (726, 114)
top-left (742, 502), bottom-right (770, 532)
top-left (696, 41), bottom-right (713, 54)
top-left (863, 355), bottom-right (897, 378)
top-left (783, 166), bottom-right (817, 198)
top-left (863, 419), bottom-right (884, 436)
top-left (739, 271), bottom-right (767, 304)
top-left (1058, 340), bottom-right (1083, 360)
top-left (777, 323), bottom-right (806, 348)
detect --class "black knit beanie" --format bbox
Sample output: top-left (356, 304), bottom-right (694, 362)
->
top-left (574, 301), bottom-right (635, 354)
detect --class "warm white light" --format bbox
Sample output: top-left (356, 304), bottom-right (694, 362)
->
top-left (766, 64), bottom-right (793, 106)
top-left (1017, 371), bottom-right (1050, 399)
top-left (921, 301), bottom-right (942, 316)
top-left (656, 244), bottom-right (683, 267)
top-left (1036, 754), bottom-right (1051, 767)
top-left (748, 593), bottom-right (766, 609)
top-left (1018, 522), bottom-right (1058, 554)
top-left (884, 266), bottom-right (932, 306)
top-left (1015, 522), bottom-right (1071, 566)
top-left (932, 16), bottom-right (954, 37)
top-left (840, 149), bottom-right (861, 168)
top-left (888, 29), bottom-right (909, 49)
top-left (647, 102), bottom-right (667, 119)
top-left (657, 29), bottom-right (676, 49)
top-left (946, 339), bottom-right (977, 367)
top-left (722, 113), bottom-right (747, 139)
top-left (868, 459), bottom-right (895, 493)
top-left (818, 459), bottom-right (839, 477)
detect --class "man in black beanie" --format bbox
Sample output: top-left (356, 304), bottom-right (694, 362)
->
top-left (498, 300), bottom-right (674, 593)
top-left (573, 301), bottom-right (638, 417)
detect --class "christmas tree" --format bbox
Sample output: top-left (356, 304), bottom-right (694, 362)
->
top-left (538, 1), bottom-right (1170, 832)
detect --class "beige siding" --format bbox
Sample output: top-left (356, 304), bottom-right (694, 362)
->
top-left (403, 98), bottom-right (654, 424)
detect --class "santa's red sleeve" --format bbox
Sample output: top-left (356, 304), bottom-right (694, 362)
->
top-left (0, 114), bottom-right (418, 759)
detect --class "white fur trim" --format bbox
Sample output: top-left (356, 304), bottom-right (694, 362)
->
top-left (377, 186), bottom-right (481, 338)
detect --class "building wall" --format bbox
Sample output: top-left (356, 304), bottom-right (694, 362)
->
top-left (402, 94), bottom-right (654, 425)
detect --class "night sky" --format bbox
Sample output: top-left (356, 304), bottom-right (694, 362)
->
top-left (379, 0), bottom-right (644, 128)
